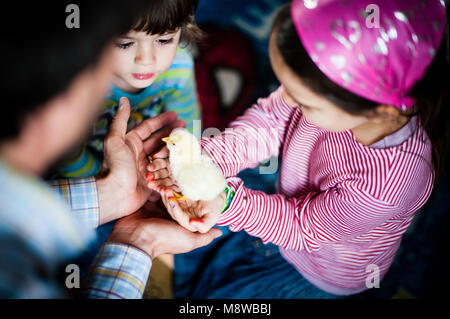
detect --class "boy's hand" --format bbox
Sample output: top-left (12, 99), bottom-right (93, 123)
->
top-left (160, 188), bottom-right (226, 233)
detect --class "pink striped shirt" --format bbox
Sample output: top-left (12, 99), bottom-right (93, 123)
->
top-left (200, 86), bottom-right (434, 295)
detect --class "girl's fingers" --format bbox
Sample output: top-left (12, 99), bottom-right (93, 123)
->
top-left (147, 168), bottom-right (170, 180)
top-left (172, 184), bottom-right (182, 193)
top-left (163, 196), bottom-right (197, 232)
top-left (161, 194), bottom-right (175, 219)
top-left (187, 201), bottom-right (221, 234)
top-left (147, 181), bottom-right (169, 195)
top-left (161, 187), bottom-right (175, 197)
top-left (146, 180), bottom-right (160, 192)
top-left (152, 145), bottom-right (170, 160)
top-left (148, 177), bottom-right (176, 189)
top-left (192, 212), bottom-right (216, 234)
top-left (147, 158), bottom-right (168, 172)
top-left (147, 180), bottom-right (171, 194)
top-left (161, 194), bottom-right (182, 224)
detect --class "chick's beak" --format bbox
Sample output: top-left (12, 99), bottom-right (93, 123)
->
top-left (162, 137), bottom-right (171, 144)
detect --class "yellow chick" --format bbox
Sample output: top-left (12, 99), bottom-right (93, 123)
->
top-left (162, 128), bottom-right (227, 201)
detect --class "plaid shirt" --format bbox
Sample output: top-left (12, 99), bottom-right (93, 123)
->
top-left (49, 177), bottom-right (152, 299)
top-left (0, 161), bottom-right (151, 298)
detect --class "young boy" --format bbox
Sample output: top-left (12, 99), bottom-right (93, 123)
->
top-left (56, 0), bottom-right (202, 178)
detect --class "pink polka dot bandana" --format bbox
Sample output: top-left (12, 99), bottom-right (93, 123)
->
top-left (291, 0), bottom-right (447, 110)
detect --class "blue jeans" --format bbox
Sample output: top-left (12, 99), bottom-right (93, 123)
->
top-left (174, 226), bottom-right (341, 299)
top-left (174, 167), bottom-right (340, 299)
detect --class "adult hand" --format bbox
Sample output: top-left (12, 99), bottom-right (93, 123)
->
top-left (96, 97), bottom-right (185, 224)
top-left (106, 201), bottom-right (223, 259)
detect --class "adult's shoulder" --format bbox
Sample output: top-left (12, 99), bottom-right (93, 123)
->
top-left (0, 162), bottom-right (93, 263)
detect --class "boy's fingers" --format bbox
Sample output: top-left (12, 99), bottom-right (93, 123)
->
top-left (108, 97), bottom-right (131, 139)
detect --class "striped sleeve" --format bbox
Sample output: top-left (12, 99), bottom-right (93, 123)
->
top-left (85, 243), bottom-right (152, 299)
top-left (200, 86), bottom-right (294, 177)
top-left (48, 177), bottom-right (100, 229)
top-left (55, 144), bottom-right (102, 178)
top-left (217, 176), bottom-right (407, 252)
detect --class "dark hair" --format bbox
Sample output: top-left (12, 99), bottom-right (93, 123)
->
top-left (130, 0), bottom-right (203, 47)
top-left (1, 0), bottom-right (148, 142)
top-left (273, 4), bottom-right (449, 180)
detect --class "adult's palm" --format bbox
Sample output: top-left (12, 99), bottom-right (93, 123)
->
top-left (97, 97), bottom-right (185, 224)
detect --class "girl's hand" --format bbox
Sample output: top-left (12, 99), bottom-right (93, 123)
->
top-left (160, 188), bottom-right (226, 233)
top-left (146, 146), bottom-right (181, 194)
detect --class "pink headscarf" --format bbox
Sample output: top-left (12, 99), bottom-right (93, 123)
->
top-left (291, 0), bottom-right (447, 110)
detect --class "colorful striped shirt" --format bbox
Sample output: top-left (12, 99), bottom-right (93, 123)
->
top-left (57, 46), bottom-right (201, 178)
top-left (0, 161), bottom-right (151, 298)
top-left (200, 86), bottom-right (434, 295)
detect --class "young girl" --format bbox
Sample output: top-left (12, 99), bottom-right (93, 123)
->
top-left (149, 0), bottom-right (448, 297)
top-left (56, 0), bottom-right (202, 178)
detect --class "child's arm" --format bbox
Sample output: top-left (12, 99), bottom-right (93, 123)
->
top-left (200, 86), bottom-right (294, 177)
top-left (147, 165), bottom-right (411, 250)
top-left (56, 144), bottom-right (102, 178)
top-left (216, 175), bottom-right (420, 252)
